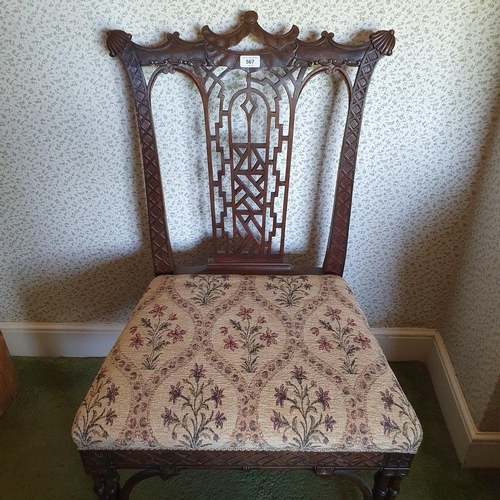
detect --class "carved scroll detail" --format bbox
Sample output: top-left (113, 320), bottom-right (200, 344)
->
top-left (370, 30), bottom-right (396, 56)
top-left (202, 11), bottom-right (299, 50)
top-left (107, 30), bottom-right (132, 57)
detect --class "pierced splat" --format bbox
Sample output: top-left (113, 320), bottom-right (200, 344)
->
top-left (107, 11), bottom-right (395, 275)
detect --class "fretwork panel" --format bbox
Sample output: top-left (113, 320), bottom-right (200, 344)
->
top-left (110, 15), bottom-right (394, 273)
top-left (201, 66), bottom-right (298, 257)
top-left (146, 59), bottom-right (356, 262)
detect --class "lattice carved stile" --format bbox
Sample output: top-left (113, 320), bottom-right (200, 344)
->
top-left (77, 13), bottom-right (414, 500)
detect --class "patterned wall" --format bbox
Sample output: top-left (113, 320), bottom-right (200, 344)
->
top-left (440, 111), bottom-right (500, 432)
top-left (1, 1), bottom-right (499, 429)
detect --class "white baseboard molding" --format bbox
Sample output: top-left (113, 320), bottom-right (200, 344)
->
top-left (427, 331), bottom-right (500, 468)
top-left (1, 323), bottom-right (435, 360)
top-left (1, 322), bottom-right (499, 467)
top-left (0, 322), bottom-right (125, 358)
top-left (371, 327), bottom-right (435, 362)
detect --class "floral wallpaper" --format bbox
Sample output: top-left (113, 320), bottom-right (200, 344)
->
top-left (440, 112), bottom-right (500, 432)
top-left (0, 0), bottom-right (499, 430)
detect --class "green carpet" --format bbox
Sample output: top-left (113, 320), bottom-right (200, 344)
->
top-left (0, 359), bottom-right (498, 499)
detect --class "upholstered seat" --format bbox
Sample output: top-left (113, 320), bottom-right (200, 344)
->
top-left (73, 274), bottom-right (422, 454)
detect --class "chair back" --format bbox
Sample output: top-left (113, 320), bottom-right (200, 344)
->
top-left (107, 11), bottom-right (395, 275)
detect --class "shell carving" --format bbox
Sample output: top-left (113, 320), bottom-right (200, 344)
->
top-left (370, 30), bottom-right (396, 56)
top-left (107, 30), bottom-right (132, 57)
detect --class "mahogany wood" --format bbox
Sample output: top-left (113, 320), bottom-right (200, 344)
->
top-left (81, 449), bottom-right (413, 500)
top-left (77, 12), bottom-right (410, 500)
top-left (0, 331), bottom-right (19, 417)
top-left (107, 11), bottom-right (395, 276)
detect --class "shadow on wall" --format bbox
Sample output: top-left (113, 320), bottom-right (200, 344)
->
top-left (21, 250), bottom-right (154, 324)
top-left (17, 183), bottom-right (482, 332)
top-left (387, 91), bottom-right (498, 329)
top-left (20, 238), bottom-right (215, 320)
top-left (20, 55), bottom-right (158, 326)
top-left (19, 168), bottom-right (485, 333)
top-left (439, 87), bottom-right (500, 330)
top-left (389, 200), bottom-right (476, 327)
top-left (17, 28), bottom-right (497, 338)
top-left (480, 374), bottom-right (500, 432)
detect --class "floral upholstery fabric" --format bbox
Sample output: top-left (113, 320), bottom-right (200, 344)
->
top-left (72, 274), bottom-right (422, 453)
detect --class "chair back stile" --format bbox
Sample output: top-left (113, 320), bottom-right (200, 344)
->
top-left (107, 11), bottom-right (395, 277)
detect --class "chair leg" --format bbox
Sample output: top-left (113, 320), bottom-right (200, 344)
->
top-left (91, 468), bottom-right (120, 500)
top-left (315, 468), bottom-right (373, 499)
top-left (373, 470), bottom-right (403, 499)
top-left (120, 467), bottom-right (180, 500)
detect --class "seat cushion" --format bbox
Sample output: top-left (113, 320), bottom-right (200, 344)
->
top-left (72, 274), bottom-right (422, 453)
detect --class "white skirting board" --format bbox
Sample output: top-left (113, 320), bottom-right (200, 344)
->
top-left (426, 333), bottom-right (500, 468)
top-left (0, 322), bottom-right (498, 468)
top-left (0, 323), bottom-right (436, 360)
top-left (0, 322), bottom-right (126, 358)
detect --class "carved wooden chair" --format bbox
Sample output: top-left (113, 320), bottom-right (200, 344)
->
top-left (73, 12), bottom-right (422, 499)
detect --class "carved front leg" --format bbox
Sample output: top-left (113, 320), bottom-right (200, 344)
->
top-left (373, 470), bottom-right (404, 499)
top-left (314, 468), bottom-right (373, 499)
top-left (91, 468), bottom-right (120, 500)
top-left (387, 475), bottom-right (401, 499)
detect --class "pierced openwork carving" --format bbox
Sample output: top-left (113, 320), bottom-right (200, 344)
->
top-left (107, 11), bottom-right (395, 275)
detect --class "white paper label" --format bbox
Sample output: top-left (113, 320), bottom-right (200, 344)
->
top-left (240, 55), bottom-right (261, 68)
